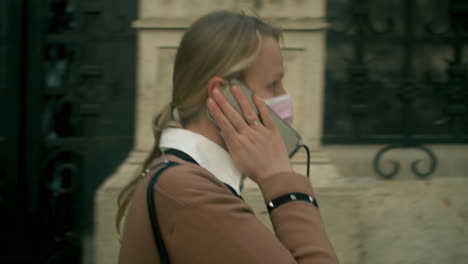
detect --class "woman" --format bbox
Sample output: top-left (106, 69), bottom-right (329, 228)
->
top-left (117, 10), bottom-right (338, 264)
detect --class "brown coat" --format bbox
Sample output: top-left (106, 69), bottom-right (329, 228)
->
top-left (119, 155), bottom-right (339, 264)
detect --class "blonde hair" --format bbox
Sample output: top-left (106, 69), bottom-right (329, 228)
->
top-left (116, 10), bottom-right (281, 238)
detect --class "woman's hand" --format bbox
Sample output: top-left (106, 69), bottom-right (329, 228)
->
top-left (207, 85), bottom-right (293, 184)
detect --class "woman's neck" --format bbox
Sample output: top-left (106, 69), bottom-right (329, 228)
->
top-left (184, 114), bottom-right (227, 150)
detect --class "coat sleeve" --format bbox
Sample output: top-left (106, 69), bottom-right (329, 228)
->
top-left (155, 166), bottom-right (339, 264)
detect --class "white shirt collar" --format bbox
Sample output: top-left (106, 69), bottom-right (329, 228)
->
top-left (159, 128), bottom-right (242, 195)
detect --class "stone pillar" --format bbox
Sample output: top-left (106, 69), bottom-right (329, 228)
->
top-left (93, 1), bottom-right (342, 264)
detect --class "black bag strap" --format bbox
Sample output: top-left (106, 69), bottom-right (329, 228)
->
top-left (146, 161), bottom-right (180, 264)
top-left (146, 149), bottom-right (243, 263)
top-left (164, 149), bottom-right (242, 199)
top-left (164, 149), bottom-right (199, 165)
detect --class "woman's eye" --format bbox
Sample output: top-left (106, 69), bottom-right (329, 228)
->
top-left (269, 82), bottom-right (278, 90)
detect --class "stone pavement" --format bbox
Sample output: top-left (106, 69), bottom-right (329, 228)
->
top-left (242, 176), bottom-right (468, 264)
top-left (93, 151), bottom-right (468, 264)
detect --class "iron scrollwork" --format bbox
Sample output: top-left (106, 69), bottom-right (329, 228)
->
top-left (323, 0), bottom-right (468, 178)
top-left (373, 0), bottom-right (439, 179)
top-left (373, 79), bottom-right (438, 179)
top-left (42, 0), bottom-right (136, 262)
top-left (0, 0), bottom-right (134, 261)
top-left (327, 0), bottom-right (394, 140)
top-left (373, 144), bottom-right (437, 179)
top-left (43, 0), bottom-right (83, 262)
top-left (42, 147), bottom-right (83, 264)
top-left (425, 0), bottom-right (468, 138)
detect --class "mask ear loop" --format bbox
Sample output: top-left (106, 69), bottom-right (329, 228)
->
top-left (301, 144), bottom-right (311, 178)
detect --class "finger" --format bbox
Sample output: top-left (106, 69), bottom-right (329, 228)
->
top-left (207, 97), bottom-right (237, 138)
top-left (212, 87), bottom-right (249, 132)
top-left (253, 94), bottom-right (275, 129)
top-left (231, 85), bottom-right (261, 127)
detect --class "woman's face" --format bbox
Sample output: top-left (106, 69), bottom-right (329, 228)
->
top-left (244, 36), bottom-right (285, 99)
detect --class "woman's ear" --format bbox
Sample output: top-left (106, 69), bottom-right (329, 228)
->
top-left (207, 76), bottom-right (227, 98)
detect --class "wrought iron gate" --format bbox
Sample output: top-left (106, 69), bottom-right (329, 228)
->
top-left (0, 0), bottom-right (136, 263)
top-left (324, 0), bottom-right (468, 178)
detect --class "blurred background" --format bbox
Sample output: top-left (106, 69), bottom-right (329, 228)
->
top-left (1, 0), bottom-right (467, 263)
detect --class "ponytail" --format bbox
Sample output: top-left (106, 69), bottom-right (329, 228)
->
top-left (116, 103), bottom-right (182, 239)
top-left (116, 10), bottom-right (282, 241)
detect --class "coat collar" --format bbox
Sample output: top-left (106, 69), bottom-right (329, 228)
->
top-left (159, 128), bottom-right (243, 195)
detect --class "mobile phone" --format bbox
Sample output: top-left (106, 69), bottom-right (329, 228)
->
top-left (207, 78), bottom-right (302, 158)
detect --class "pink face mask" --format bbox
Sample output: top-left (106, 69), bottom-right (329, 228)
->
top-left (264, 94), bottom-right (294, 125)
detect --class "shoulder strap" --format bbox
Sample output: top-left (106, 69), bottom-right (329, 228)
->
top-left (146, 152), bottom-right (243, 263)
top-left (146, 161), bottom-right (180, 264)
top-left (164, 148), bottom-right (199, 165)
top-left (164, 148), bottom-right (243, 199)
top-left (223, 183), bottom-right (244, 200)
